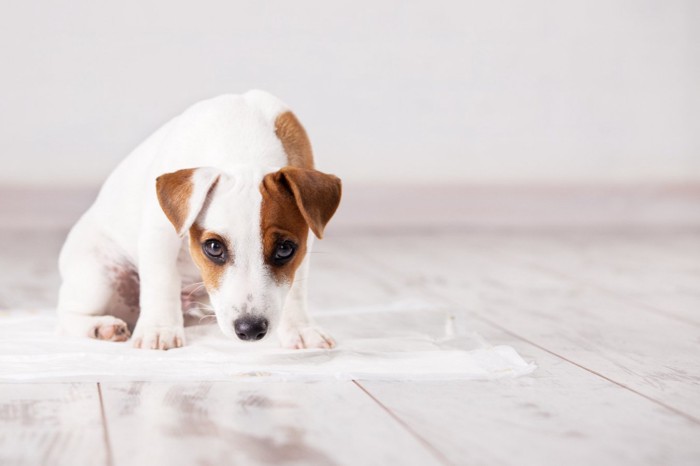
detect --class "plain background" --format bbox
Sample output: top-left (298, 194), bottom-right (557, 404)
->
top-left (0, 0), bottom-right (698, 189)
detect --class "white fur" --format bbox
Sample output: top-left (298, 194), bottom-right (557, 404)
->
top-left (57, 90), bottom-right (333, 350)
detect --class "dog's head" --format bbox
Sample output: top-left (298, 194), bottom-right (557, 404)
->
top-left (155, 165), bottom-right (341, 341)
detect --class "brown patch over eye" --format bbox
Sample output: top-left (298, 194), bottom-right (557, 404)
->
top-left (188, 225), bottom-right (230, 291)
top-left (260, 175), bottom-right (309, 285)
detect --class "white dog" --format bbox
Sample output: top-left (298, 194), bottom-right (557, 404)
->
top-left (57, 90), bottom-right (341, 350)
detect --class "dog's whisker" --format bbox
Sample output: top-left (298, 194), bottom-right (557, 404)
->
top-left (194, 306), bottom-right (216, 313)
top-left (184, 282), bottom-right (207, 297)
top-left (183, 281), bottom-right (204, 289)
top-left (186, 288), bottom-right (206, 298)
top-left (192, 302), bottom-right (216, 313)
top-left (198, 314), bottom-right (218, 324)
top-left (192, 300), bottom-right (213, 306)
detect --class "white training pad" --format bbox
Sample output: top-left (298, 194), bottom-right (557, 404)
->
top-left (0, 306), bottom-right (535, 382)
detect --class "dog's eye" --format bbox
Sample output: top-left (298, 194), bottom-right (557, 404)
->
top-left (272, 241), bottom-right (296, 266)
top-left (203, 239), bottom-right (226, 263)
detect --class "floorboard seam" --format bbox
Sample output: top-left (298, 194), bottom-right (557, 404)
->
top-left (352, 380), bottom-right (453, 466)
top-left (473, 315), bottom-right (700, 426)
top-left (97, 383), bottom-right (115, 466)
top-left (350, 239), bottom-right (700, 426)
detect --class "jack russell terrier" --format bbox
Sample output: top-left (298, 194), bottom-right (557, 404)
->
top-left (57, 90), bottom-right (341, 350)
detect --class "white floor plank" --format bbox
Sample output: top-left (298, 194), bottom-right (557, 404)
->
top-left (100, 381), bottom-right (444, 466)
top-left (303, 236), bottom-right (700, 465)
top-left (340, 233), bottom-right (700, 421)
top-left (0, 383), bottom-right (108, 466)
top-left (359, 350), bottom-right (700, 466)
top-left (475, 232), bottom-right (700, 326)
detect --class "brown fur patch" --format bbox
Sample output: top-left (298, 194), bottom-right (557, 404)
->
top-left (156, 168), bottom-right (195, 233)
top-left (260, 173), bottom-right (311, 285)
top-left (188, 225), bottom-right (229, 292)
top-left (275, 111), bottom-right (314, 169)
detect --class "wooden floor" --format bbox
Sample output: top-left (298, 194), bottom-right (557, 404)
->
top-left (1, 227), bottom-right (699, 465)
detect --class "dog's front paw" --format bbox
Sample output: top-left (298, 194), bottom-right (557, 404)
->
top-left (132, 324), bottom-right (185, 350)
top-left (278, 325), bottom-right (336, 349)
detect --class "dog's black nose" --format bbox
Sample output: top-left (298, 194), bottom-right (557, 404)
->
top-left (233, 316), bottom-right (269, 341)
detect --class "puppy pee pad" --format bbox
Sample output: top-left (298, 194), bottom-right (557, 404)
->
top-left (0, 305), bottom-right (535, 382)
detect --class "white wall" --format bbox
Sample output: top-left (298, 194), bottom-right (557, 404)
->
top-left (0, 0), bottom-right (698, 188)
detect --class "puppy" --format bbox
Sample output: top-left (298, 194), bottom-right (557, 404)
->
top-left (57, 90), bottom-right (341, 350)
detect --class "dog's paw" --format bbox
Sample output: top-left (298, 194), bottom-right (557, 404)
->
top-left (131, 324), bottom-right (185, 350)
top-left (278, 325), bottom-right (336, 349)
top-left (93, 316), bottom-right (131, 342)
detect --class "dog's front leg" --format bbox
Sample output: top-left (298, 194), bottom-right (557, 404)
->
top-left (132, 227), bottom-right (185, 350)
top-left (276, 246), bottom-right (335, 349)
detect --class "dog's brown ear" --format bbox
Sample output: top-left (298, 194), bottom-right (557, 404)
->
top-left (272, 166), bottom-right (342, 239)
top-left (156, 167), bottom-right (220, 236)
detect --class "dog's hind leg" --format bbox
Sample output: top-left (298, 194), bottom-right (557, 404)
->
top-left (56, 217), bottom-right (131, 342)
